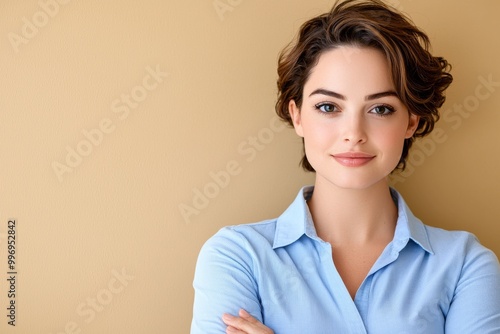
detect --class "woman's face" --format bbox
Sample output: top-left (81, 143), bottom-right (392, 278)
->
top-left (289, 46), bottom-right (419, 190)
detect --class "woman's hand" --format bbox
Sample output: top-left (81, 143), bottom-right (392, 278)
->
top-left (222, 309), bottom-right (274, 334)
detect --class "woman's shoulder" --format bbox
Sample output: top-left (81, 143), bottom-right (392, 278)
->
top-left (424, 224), bottom-right (490, 249)
top-left (215, 218), bottom-right (278, 240)
top-left (423, 224), bottom-right (499, 270)
top-left (199, 219), bottom-right (280, 257)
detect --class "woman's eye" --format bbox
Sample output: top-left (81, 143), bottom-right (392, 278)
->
top-left (316, 103), bottom-right (337, 113)
top-left (371, 105), bottom-right (395, 116)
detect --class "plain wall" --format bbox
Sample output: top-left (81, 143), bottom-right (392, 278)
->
top-left (0, 0), bottom-right (498, 333)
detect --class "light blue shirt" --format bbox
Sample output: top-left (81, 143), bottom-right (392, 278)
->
top-left (191, 186), bottom-right (500, 333)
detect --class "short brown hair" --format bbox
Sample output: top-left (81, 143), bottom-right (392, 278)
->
top-left (275, 0), bottom-right (453, 171)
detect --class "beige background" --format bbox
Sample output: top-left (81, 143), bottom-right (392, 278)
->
top-left (0, 0), bottom-right (498, 333)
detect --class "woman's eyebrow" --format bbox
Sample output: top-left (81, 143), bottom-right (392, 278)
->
top-left (309, 88), bottom-right (398, 100)
top-left (365, 91), bottom-right (398, 100)
top-left (309, 89), bottom-right (346, 100)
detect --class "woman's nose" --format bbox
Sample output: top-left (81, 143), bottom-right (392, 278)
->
top-left (342, 113), bottom-right (367, 144)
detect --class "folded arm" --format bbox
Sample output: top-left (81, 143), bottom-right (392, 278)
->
top-left (191, 228), bottom-right (267, 334)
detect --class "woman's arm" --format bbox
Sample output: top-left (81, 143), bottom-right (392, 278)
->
top-left (444, 236), bottom-right (500, 333)
top-left (222, 309), bottom-right (274, 334)
top-left (191, 228), bottom-right (264, 334)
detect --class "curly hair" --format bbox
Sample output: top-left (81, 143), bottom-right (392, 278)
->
top-left (275, 0), bottom-right (453, 171)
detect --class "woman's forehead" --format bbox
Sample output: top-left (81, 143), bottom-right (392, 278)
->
top-left (304, 46), bottom-right (395, 98)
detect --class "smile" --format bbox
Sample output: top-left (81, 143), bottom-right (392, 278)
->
top-left (332, 152), bottom-right (375, 167)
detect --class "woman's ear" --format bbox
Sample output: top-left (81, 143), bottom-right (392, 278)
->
top-left (405, 113), bottom-right (420, 138)
top-left (289, 100), bottom-right (304, 137)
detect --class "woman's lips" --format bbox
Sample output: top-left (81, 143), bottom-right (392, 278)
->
top-left (332, 152), bottom-right (375, 167)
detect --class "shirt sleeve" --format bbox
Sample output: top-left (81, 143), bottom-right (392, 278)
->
top-left (445, 234), bottom-right (500, 333)
top-left (190, 227), bottom-right (263, 334)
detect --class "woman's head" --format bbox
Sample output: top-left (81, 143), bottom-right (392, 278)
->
top-left (276, 0), bottom-right (453, 172)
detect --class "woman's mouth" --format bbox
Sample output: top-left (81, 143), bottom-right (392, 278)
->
top-left (332, 152), bottom-right (375, 167)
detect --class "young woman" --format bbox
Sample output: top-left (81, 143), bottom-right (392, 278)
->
top-left (191, 1), bottom-right (500, 333)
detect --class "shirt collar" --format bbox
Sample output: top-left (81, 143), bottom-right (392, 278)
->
top-left (390, 188), bottom-right (434, 254)
top-left (273, 186), bottom-right (319, 248)
top-left (273, 186), bottom-right (434, 255)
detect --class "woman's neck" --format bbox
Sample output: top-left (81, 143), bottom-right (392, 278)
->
top-left (308, 177), bottom-right (398, 247)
